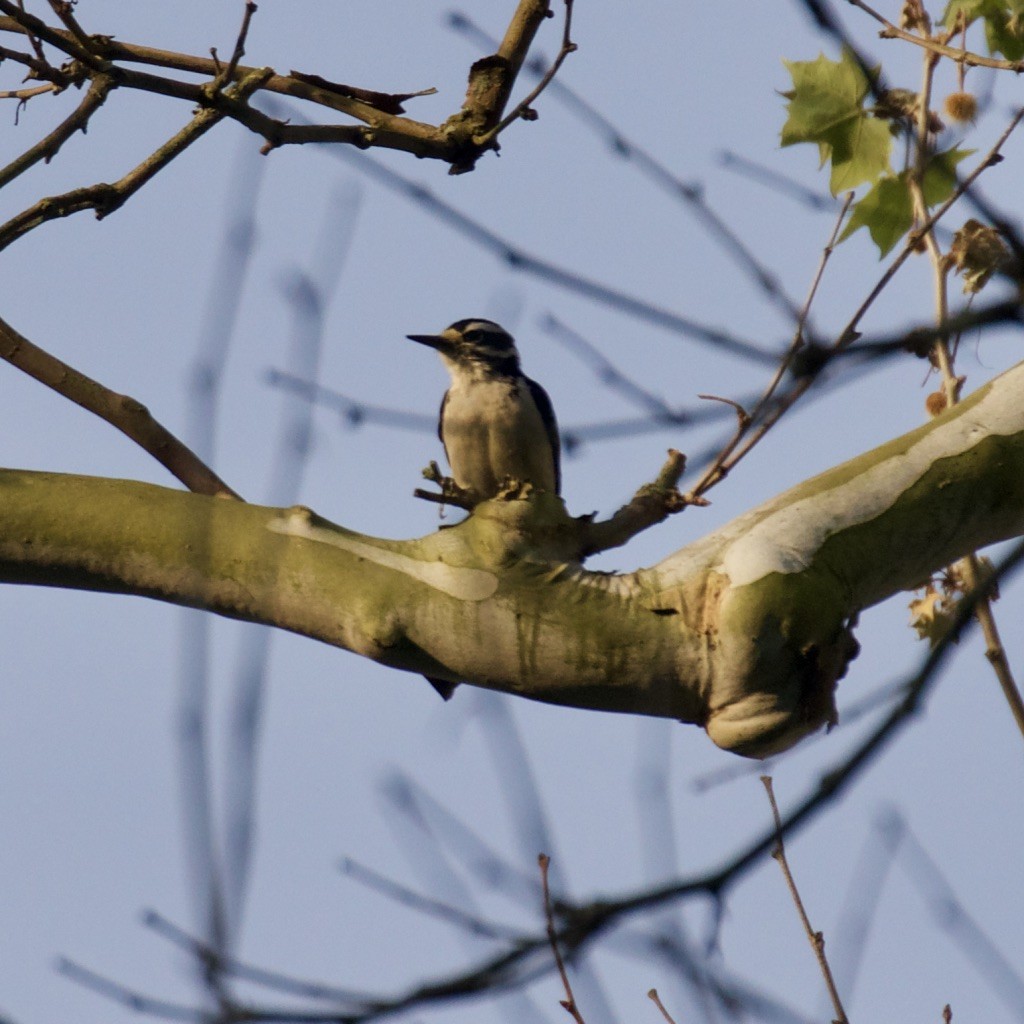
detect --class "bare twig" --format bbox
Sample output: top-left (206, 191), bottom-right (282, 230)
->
top-left (0, 72), bottom-right (113, 188)
top-left (762, 777), bottom-right (849, 1024)
top-left (223, 184), bottom-right (361, 934)
top-left (0, 0), bottom-right (564, 173)
top-left (682, 191), bottom-right (854, 503)
top-left (0, 313), bottom-right (241, 498)
top-left (0, 65), bottom-right (274, 253)
top-left (475, 0), bottom-right (577, 146)
top-left (540, 854), bottom-right (586, 1024)
top-left (56, 957), bottom-right (204, 1021)
top-left (341, 857), bottom-right (526, 942)
top-left (891, 816), bottom-right (1024, 1015)
top-left (0, 0), bottom-right (99, 67)
top-left (45, 0), bottom-right (96, 54)
top-left (647, 989), bottom-right (680, 1024)
top-left (0, 80), bottom-right (56, 100)
top-left (0, 38), bottom-right (75, 88)
top-left (539, 314), bottom-right (686, 419)
top-left (217, 0), bottom-right (257, 89)
top-left (413, 460), bottom-right (477, 510)
top-left (719, 149), bottom-right (835, 211)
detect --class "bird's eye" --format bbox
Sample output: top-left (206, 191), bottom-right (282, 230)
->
top-left (464, 329), bottom-right (483, 343)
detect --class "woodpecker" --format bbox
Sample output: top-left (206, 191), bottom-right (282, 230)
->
top-left (407, 319), bottom-right (561, 503)
top-left (407, 318), bottom-right (562, 702)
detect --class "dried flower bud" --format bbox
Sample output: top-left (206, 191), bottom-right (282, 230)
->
top-left (943, 91), bottom-right (978, 124)
top-left (949, 219), bottom-right (1010, 293)
top-left (925, 391), bottom-right (947, 417)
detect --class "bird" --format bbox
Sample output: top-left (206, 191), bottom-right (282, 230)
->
top-left (406, 318), bottom-right (561, 702)
top-left (406, 318), bottom-right (561, 503)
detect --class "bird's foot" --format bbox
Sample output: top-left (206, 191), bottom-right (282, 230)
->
top-left (414, 462), bottom-right (477, 510)
top-left (495, 476), bottom-right (537, 500)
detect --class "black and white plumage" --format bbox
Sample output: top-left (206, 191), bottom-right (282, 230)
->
top-left (407, 319), bottom-right (561, 501)
top-left (407, 319), bottom-right (561, 702)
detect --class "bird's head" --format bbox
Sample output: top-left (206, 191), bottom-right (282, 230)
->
top-left (407, 319), bottom-right (521, 377)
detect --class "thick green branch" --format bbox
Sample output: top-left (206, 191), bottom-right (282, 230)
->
top-left (3, 362), bottom-right (1024, 757)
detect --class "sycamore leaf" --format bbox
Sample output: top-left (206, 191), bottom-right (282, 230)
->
top-left (839, 148), bottom-right (974, 256)
top-left (942, 0), bottom-right (1024, 60)
top-left (840, 175), bottom-right (912, 255)
top-left (942, 0), bottom-right (989, 23)
top-left (780, 48), bottom-right (891, 194)
top-left (922, 146), bottom-right (974, 205)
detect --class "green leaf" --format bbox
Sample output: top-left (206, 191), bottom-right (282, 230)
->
top-left (839, 148), bottom-right (975, 256)
top-left (827, 116), bottom-right (893, 193)
top-left (941, 0), bottom-right (989, 24)
top-left (780, 48), bottom-right (891, 194)
top-left (839, 175), bottom-right (913, 256)
top-left (921, 146), bottom-right (974, 205)
top-left (942, 0), bottom-right (1024, 59)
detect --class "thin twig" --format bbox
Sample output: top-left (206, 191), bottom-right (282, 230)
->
top-left (539, 854), bottom-right (586, 1024)
top-left (719, 149), bottom-right (835, 211)
top-left (144, 909), bottom-right (378, 1005)
top-left (475, 0), bottom-right (577, 146)
top-left (647, 989), bottom-right (680, 1024)
top-left (56, 958), bottom-right (203, 1021)
top-left (0, 313), bottom-right (241, 498)
top-left (45, 0), bottom-right (96, 53)
top-left (0, 72), bottom-right (113, 189)
top-left (0, 0), bottom-right (99, 67)
top-left (846, 0), bottom-right (1024, 72)
top-left (0, 81), bottom-right (56, 99)
top-left (683, 190), bottom-right (854, 502)
top-left (892, 818), bottom-right (1024, 1014)
top-left (217, 0), bottom-right (257, 89)
top-left (761, 777), bottom-right (849, 1024)
top-left (0, 65), bottom-right (273, 253)
top-left (0, 38), bottom-right (74, 89)
top-left (341, 857), bottom-right (526, 942)
top-left (539, 313), bottom-right (686, 419)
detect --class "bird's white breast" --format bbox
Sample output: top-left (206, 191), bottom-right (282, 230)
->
top-left (442, 376), bottom-right (557, 497)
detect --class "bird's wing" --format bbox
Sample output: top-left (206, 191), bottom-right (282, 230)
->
top-left (526, 377), bottom-right (561, 494)
top-left (438, 388), bottom-right (450, 453)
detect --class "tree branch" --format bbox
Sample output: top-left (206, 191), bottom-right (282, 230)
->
top-left (0, 314), bottom-right (241, 498)
top-left (574, 449), bottom-right (688, 556)
top-left (845, 0), bottom-right (1024, 72)
top-left (0, 0), bottom-right (574, 173)
top-left (0, 71), bottom-right (113, 189)
top-left (0, 65), bottom-right (273, 252)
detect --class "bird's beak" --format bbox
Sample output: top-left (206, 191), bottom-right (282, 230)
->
top-left (406, 330), bottom-right (457, 354)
